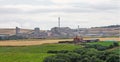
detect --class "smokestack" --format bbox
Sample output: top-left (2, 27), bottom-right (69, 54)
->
top-left (78, 25), bottom-right (80, 31)
top-left (58, 17), bottom-right (60, 28)
top-left (78, 25), bottom-right (80, 36)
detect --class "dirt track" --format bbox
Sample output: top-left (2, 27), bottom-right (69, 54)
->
top-left (0, 38), bottom-right (119, 46)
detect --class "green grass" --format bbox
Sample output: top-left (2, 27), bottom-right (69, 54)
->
top-left (87, 41), bottom-right (120, 46)
top-left (0, 53), bottom-right (53, 62)
top-left (0, 44), bottom-right (80, 62)
top-left (0, 44), bottom-right (80, 53)
top-left (0, 41), bottom-right (119, 62)
top-left (111, 47), bottom-right (120, 54)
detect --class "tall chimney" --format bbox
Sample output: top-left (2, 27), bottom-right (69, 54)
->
top-left (58, 17), bottom-right (60, 28)
top-left (78, 25), bottom-right (80, 36)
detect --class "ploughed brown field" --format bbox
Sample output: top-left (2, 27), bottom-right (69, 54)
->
top-left (0, 38), bottom-right (119, 46)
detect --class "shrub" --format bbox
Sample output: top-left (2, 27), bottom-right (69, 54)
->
top-left (96, 46), bottom-right (107, 51)
top-left (73, 48), bottom-right (86, 55)
top-left (44, 54), bottom-right (71, 62)
top-left (53, 59), bottom-right (67, 62)
top-left (84, 44), bottom-right (107, 51)
top-left (107, 42), bottom-right (119, 49)
top-left (44, 55), bottom-right (55, 62)
top-left (80, 58), bottom-right (90, 62)
top-left (58, 50), bottom-right (69, 53)
top-left (97, 51), bottom-right (116, 61)
top-left (85, 51), bottom-right (97, 57)
top-left (47, 50), bottom-right (69, 54)
top-left (44, 43), bottom-right (119, 62)
top-left (113, 42), bottom-right (119, 47)
top-left (67, 52), bottom-right (81, 62)
top-left (58, 41), bottom-right (73, 44)
top-left (90, 56), bottom-right (105, 62)
top-left (108, 44), bottom-right (114, 49)
top-left (106, 54), bottom-right (119, 62)
top-left (47, 50), bottom-right (58, 53)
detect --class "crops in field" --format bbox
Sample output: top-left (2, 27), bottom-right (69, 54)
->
top-left (0, 44), bottom-right (80, 62)
top-left (87, 41), bottom-right (120, 46)
top-left (0, 53), bottom-right (52, 62)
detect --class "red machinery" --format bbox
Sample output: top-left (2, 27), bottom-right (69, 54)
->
top-left (73, 36), bottom-right (83, 44)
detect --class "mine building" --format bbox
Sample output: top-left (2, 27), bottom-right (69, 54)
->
top-left (14, 27), bottom-right (48, 39)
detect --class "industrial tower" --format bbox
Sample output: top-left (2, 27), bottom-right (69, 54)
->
top-left (58, 17), bottom-right (60, 28)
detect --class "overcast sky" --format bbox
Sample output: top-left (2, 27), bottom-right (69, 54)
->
top-left (0, 0), bottom-right (119, 30)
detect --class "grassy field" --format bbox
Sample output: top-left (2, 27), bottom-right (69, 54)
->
top-left (0, 42), bottom-right (119, 62)
top-left (0, 39), bottom-right (120, 62)
top-left (0, 53), bottom-right (52, 62)
top-left (0, 44), bottom-right (80, 62)
top-left (87, 41), bottom-right (120, 46)
top-left (0, 44), bottom-right (80, 53)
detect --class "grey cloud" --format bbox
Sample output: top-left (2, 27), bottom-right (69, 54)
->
top-left (0, 0), bottom-right (119, 29)
top-left (0, 8), bottom-right (23, 14)
top-left (0, 6), bottom-right (114, 14)
top-left (92, 3), bottom-right (120, 11)
top-left (0, 0), bottom-right (119, 14)
top-left (72, 1), bottom-right (120, 12)
top-left (0, 17), bottom-right (58, 29)
top-left (0, 0), bottom-right (54, 5)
